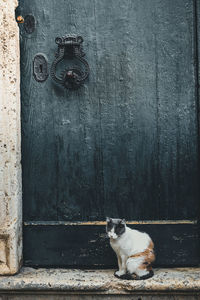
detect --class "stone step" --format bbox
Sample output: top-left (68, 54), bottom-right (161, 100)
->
top-left (0, 268), bottom-right (200, 299)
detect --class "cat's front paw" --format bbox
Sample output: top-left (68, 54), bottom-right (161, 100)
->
top-left (114, 270), bottom-right (126, 278)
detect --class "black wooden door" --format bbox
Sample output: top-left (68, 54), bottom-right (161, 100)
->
top-left (18, 0), bottom-right (200, 267)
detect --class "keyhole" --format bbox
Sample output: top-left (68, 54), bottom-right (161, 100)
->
top-left (33, 54), bottom-right (48, 82)
top-left (39, 64), bottom-right (43, 73)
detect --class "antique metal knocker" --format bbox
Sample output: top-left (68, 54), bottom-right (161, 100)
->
top-left (50, 34), bottom-right (89, 89)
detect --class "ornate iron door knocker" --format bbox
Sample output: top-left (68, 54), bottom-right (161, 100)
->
top-left (50, 34), bottom-right (89, 89)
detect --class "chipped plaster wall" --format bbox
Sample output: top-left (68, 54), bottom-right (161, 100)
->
top-left (0, 0), bottom-right (22, 274)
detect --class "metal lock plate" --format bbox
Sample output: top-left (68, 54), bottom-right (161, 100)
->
top-left (33, 54), bottom-right (49, 82)
top-left (24, 15), bottom-right (35, 34)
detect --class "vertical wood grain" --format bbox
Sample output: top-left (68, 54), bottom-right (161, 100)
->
top-left (19, 0), bottom-right (199, 221)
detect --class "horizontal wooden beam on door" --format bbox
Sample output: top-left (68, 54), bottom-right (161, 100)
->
top-left (24, 220), bottom-right (198, 226)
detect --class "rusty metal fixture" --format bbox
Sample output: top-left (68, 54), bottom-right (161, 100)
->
top-left (50, 34), bottom-right (89, 89)
top-left (16, 16), bottom-right (24, 23)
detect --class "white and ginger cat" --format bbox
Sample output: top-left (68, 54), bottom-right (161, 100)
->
top-left (106, 217), bottom-right (155, 280)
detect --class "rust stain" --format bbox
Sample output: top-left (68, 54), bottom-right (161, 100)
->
top-left (16, 16), bottom-right (24, 23)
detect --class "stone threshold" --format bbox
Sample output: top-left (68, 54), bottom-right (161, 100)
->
top-left (0, 268), bottom-right (200, 294)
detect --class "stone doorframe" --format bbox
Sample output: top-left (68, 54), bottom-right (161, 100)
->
top-left (0, 0), bottom-right (22, 275)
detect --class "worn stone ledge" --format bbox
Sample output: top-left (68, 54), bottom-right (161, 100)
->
top-left (0, 268), bottom-right (200, 294)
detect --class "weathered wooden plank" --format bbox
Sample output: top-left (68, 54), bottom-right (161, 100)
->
top-left (19, 0), bottom-right (199, 222)
top-left (19, 0), bottom-right (104, 221)
top-left (18, 0), bottom-right (200, 266)
top-left (196, 0), bottom-right (200, 82)
top-left (93, 0), bottom-right (199, 220)
top-left (23, 224), bottom-right (200, 267)
top-left (24, 220), bottom-right (197, 225)
top-left (196, 0), bottom-right (200, 194)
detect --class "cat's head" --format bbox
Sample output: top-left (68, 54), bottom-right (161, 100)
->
top-left (106, 217), bottom-right (126, 239)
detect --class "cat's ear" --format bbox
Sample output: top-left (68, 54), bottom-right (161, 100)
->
top-left (106, 217), bottom-right (111, 222)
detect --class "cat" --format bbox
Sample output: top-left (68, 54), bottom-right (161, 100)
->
top-left (106, 217), bottom-right (155, 280)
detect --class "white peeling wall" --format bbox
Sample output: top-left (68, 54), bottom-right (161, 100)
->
top-left (0, 0), bottom-right (22, 274)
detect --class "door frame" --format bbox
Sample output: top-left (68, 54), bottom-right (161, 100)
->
top-left (0, 0), bottom-right (200, 274)
top-left (0, 0), bottom-right (22, 275)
